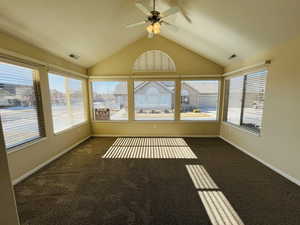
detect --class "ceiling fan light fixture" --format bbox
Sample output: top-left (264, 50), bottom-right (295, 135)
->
top-left (153, 22), bottom-right (161, 34)
top-left (129, 0), bottom-right (183, 36)
top-left (147, 22), bottom-right (160, 34)
top-left (146, 24), bottom-right (154, 33)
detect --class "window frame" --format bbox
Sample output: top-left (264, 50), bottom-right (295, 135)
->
top-left (89, 78), bottom-right (130, 122)
top-left (179, 79), bottom-right (221, 122)
top-left (0, 59), bottom-right (46, 151)
top-left (133, 79), bottom-right (177, 121)
top-left (48, 71), bottom-right (88, 134)
top-left (89, 77), bottom-right (222, 123)
top-left (223, 69), bottom-right (268, 135)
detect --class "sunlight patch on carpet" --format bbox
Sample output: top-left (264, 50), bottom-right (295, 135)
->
top-left (103, 138), bottom-right (197, 159)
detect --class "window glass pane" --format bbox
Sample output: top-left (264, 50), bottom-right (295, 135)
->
top-left (134, 81), bottom-right (175, 120)
top-left (226, 76), bottom-right (244, 125)
top-left (49, 73), bottom-right (86, 133)
top-left (69, 79), bottom-right (85, 125)
top-left (92, 81), bottom-right (128, 120)
top-left (241, 71), bottom-right (267, 132)
top-left (0, 62), bottom-right (42, 149)
top-left (48, 74), bottom-right (69, 132)
top-left (180, 80), bottom-right (219, 120)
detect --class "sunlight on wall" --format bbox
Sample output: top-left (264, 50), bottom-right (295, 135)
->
top-left (103, 137), bottom-right (197, 159)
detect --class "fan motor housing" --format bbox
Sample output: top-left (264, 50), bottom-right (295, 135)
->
top-left (148, 11), bottom-right (161, 23)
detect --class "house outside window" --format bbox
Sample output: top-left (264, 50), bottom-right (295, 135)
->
top-left (91, 81), bottom-right (128, 120)
top-left (180, 80), bottom-right (219, 120)
top-left (0, 62), bottom-right (44, 150)
top-left (134, 81), bottom-right (175, 120)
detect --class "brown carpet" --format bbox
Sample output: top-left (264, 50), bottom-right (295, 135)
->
top-left (14, 137), bottom-right (300, 225)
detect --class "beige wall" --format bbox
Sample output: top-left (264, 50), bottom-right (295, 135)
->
top-left (0, 120), bottom-right (20, 225)
top-left (89, 35), bottom-right (224, 76)
top-left (0, 31), bottom-right (91, 181)
top-left (220, 35), bottom-right (300, 182)
top-left (89, 36), bottom-right (224, 136)
top-left (0, 31), bottom-right (86, 74)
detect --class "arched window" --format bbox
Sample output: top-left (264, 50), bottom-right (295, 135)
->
top-left (133, 50), bottom-right (176, 72)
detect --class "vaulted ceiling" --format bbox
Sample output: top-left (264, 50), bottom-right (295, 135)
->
top-left (0, 0), bottom-right (300, 68)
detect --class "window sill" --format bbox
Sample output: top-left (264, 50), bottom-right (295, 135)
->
top-left (93, 120), bottom-right (129, 123)
top-left (92, 120), bottom-right (219, 123)
top-left (54, 121), bottom-right (89, 136)
top-left (179, 119), bottom-right (219, 123)
top-left (221, 121), bottom-right (261, 137)
top-left (7, 137), bottom-right (48, 155)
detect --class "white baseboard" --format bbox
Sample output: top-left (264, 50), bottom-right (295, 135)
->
top-left (12, 136), bottom-right (90, 185)
top-left (219, 135), bottom-right (300, 186)
top-left (92, 134), bottom-right (219, 138)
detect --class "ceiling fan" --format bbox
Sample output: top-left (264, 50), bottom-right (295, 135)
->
top-left (127, 0), bottom-right (192, 38)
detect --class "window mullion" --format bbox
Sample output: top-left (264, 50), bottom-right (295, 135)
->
top-left (33, 70), bottom-right (46, 137)
top-left (128, 79), bottom-right (134, 121)
top-left (240, 75), bottom-right (247, 126)
top-left (65, 78), bottom-right (73, 126)
top-left (175, 79), bottom-right (181, 121)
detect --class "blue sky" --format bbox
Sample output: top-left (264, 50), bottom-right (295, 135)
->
top-left (92, 81), bottom-right (121, 94)
top-left (48, 73), bottom-right (66, 93)
top-left (48, 73), bottom-right (82, 92)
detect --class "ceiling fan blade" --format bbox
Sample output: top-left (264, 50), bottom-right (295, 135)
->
top-left (135, 0), bottom-right (152, 16)
top-left (161, 6), bottom-right (180, 18)
top-left (178, 6), bottom-right (192, 23)
top-left (164, 0), bottom-right (192, 23)
top-left (126, 21), bottom-right (147, 28)
top-left (162, 21), bottom-right (179, 32)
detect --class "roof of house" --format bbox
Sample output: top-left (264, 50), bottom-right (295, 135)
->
top-left (113, 81), bottom-right (218, 95)
top-left (183, 82), bottom-right (219, 94)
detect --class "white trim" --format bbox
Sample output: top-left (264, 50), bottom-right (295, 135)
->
top-left (221, 121), bottom-right (260, 137)
top-left (12, 136), bottom-right (90, 185)
top-left (89, 75), bottom-right (131, 79)
top-left (7, 137), bottom-right (48, 155)
top-left (88, 74), bottom-right (222, 79)
top-left (54, 121), bottom-right (89, 136)
top-left (222, 60), bottom-right (271, 77)
top-left (219, 135), bottom-right (300, 186)
top-left (0, 47), bottom-right (88, 79)
top-left (180, 74), bottom-right (222, 78)
top-left (92, 134), bottom-right (219, 137)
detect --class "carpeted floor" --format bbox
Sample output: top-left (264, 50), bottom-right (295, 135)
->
top-left (14, 137), bottom-right (300, 225)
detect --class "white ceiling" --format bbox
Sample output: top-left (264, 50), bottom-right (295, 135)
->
top-left (0, 0), bottom-right (300, 68)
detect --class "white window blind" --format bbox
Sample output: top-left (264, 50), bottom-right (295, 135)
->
top-left (224, 70), bottom-right (267, 133)
top-left (133, 50), bottom-right (176, 72)
top-left (241, 71), bottom-right (267, 132)
top-left (0, 62), bottom-right (44, 149)
top-left (48, 73), bottom-right (86, 133)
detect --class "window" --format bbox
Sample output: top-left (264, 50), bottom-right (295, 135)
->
top-left (180, 80), bottom-right (219, 120)
top-left (133, 50), bottom-right (176, 72)
top-left (134, 81), bottom-right (175, 120)
top-left (0, 62), bottom-right (44, 149)
top-left (225, 76), bottom-right (244, 125)
top-left (91, 81), bottom-right (128, 120)
top-left (224, 70), bottom-right (267, 133)
top-left (48, 73), bottom-right (86, 133)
